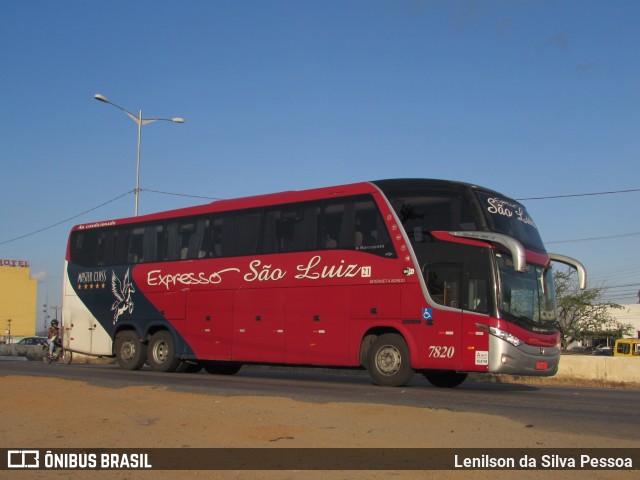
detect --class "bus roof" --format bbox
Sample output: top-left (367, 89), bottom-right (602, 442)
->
top-left (71, 180), bottom-right (377, 231)
top-left (70, 178), bottom-right (510, 232)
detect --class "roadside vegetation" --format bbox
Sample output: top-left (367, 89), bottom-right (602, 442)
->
top-left (554, 268), bottom-right (632, 347)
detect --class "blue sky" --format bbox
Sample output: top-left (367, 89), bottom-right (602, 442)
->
top-left (1, 0), bottom-right (638, 327)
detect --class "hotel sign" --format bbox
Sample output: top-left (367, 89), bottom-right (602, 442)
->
top-left (1, 259), bottom-right (30, 268)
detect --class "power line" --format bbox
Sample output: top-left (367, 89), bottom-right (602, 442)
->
top-left (142, 188), bottom-right (221, 201)
top-left (0, 191), bottom-right (132, 246)
top-left (517, 187), bottom-right (640, 201)
top-left (546, 231), bottom-right (640, 244)
top-left (1, 186), bottom-right (638, 247)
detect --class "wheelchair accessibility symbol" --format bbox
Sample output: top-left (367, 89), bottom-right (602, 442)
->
top-left (422, 308), bottom-right (433, 321)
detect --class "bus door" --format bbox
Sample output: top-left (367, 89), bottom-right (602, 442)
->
top-left (233, 288), bottom-right (286, 363)
top-left (424, 260), bottom-right (491, 371)
top-left (185, 290), bottom-right (234, 360)
top-left (285, 286), bottom-right (350, 365)
top-left (423, 264), bottom-right (463, 370)
top-left (461, 273), bottom-right (491, 371)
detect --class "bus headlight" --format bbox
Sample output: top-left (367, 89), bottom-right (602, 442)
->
top-left (476, 323), bottom-right (523, 347)
top-left (489, 326), bottom-right (523, 347)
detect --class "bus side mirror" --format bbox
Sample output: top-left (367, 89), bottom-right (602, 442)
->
top-left (548, 253), bottom-right (587, 290)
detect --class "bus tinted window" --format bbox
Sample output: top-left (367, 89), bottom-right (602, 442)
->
top-left (215, 211), bottom-right (262, 257)
top-left (72, 227), bottom-right (130, 267)
top-left (386, 189), bottom-right (477, 244)
top-left (475, 192), bottom-right (545, 252)
top-left (262, 202), bottom-right (321, 254)
top-left (69, 195), bottom-right (395, 267)
top-left (323, 196), bottom-right (394, 257)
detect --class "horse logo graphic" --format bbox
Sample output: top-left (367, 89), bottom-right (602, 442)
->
top-left (111, 268), bottom-right (135, 324)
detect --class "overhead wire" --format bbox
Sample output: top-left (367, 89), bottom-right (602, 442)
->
top-left (0, 190), bottom-right (132, 246)
top-left (516, 187), bottom-right (640, 201)
top-left (1, 185), bottom-right (638, 247)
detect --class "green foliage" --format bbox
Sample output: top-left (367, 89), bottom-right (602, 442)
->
top-left (554, 268), bottom-right (632, 346)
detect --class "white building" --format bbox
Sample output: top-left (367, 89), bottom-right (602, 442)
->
top-left (610, 304), bottom-right (640, 339)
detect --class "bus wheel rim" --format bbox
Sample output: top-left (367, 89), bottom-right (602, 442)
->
top-left (121, 340), bottom-right (137, 361)
top-left (153, 341), bottom-right (169, 364)
top-left (375, 345), bottom-right (401, 376)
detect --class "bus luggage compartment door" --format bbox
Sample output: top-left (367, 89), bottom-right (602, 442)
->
top-left (285, 286), bottom-right (350, 365)
top-left (233, 289), bottom-right (286, 363)
top-left (186, 290), bottom-right (234, 361)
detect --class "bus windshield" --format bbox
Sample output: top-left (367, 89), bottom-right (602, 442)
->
top-left (496, 254), bottom-right (557, 329)
top-left (475, 191), bottom-right (545, 252)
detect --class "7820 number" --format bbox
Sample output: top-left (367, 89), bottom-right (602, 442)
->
top-left (428, 346), bottom-right (455, 358)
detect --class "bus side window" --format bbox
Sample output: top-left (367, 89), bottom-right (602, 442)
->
top-left (322, 196), bottom-right (394, 257)
top-left (221, 211), bottom-right (261, 257)
top-left (149, 224), bottom-right (165, 262)
top-left (354, 198), bottom-right (394, 256)
top-left (111, 228), bottom-right (130, 266)
top-left (197, 218), bottom-right (214, 258)
top-left (72, 231), bottom-right (91, 267)
top-left (262, 203), bottom-right (320, 254)
top-left (467, 278), bottom-right (488, 313)
top-left (164, 223), bottom-right (180, 261)
top-left (425, 264), bottom-right (461, 308)
top-left (211, 217), bottom-right (223, 257)
top-left (95, 231), bottom-right (109, 267)
top-left (324, 198), bottom-right (359, 249)
top-left (322, 202), bottom-right (344, 249)
top-left (128, 227), bottom-right (145, 263)
top-left (391, 190), bottom-right (477, 243)
top-left (179, 222), bottom-right (195, 260)
top-left (187, 218), bottom-right (209, 259)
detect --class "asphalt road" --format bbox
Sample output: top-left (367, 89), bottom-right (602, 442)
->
top-left (3, 359), bottom-right (639, 442)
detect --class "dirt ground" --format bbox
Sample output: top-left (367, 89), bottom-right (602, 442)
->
top-left (1, 374), bottom-right (637, 480)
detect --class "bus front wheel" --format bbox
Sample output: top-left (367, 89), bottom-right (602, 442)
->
top-left (367, 333), bottom-right (414, 387)
top-left (148, 331), bottom-right (181, 373)
top-left (115, 331), bottom-right (147, 370)
top-left (423, 371), bottom-right (468, 388)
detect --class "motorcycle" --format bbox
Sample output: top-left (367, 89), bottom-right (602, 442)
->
top-left (42, 337), bottom-right (73, 365)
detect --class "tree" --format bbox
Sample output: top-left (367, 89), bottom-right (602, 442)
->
top-left (554, 268), bottom-right (632, 346)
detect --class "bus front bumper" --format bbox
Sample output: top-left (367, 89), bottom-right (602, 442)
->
top-left (488, 334), bottom-right (560, 377)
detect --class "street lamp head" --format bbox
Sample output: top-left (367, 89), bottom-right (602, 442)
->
top-left (93, 93), bottom-right (183, 216)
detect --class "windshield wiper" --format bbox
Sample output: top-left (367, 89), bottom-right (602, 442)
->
top-left (500, 310), bottom-right (558, 332)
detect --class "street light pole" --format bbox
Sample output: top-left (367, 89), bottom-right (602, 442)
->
top-left (94, 94), bottom-right (184, 216)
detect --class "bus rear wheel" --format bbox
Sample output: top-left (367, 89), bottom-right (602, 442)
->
top-left (148, 331), bottom-right (181, 373)
top-left (423, 371), bottom-right (468, 388)
top-left (115, 331), bottom-right (147, 370)
top-left (367, 333), bottom-right (414, 387)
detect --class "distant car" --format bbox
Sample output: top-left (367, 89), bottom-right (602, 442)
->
top-left (17, 337), bottom-right (48, 346)
top-left (592, 347), bottom-right (613, 356)
top-left (564, 346), bottom-right (596, 355)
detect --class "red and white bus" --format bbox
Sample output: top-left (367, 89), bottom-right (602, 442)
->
top-left (63, 179), bottom-right (585, 387)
